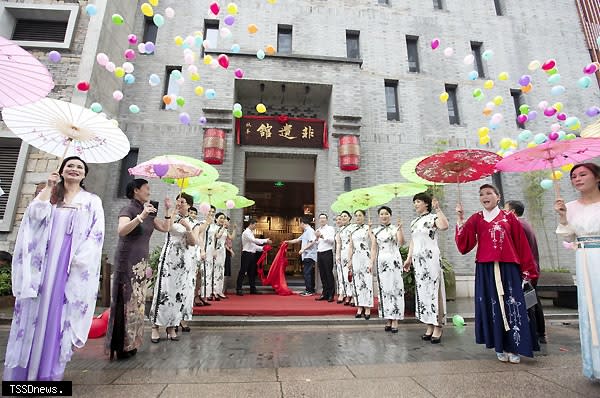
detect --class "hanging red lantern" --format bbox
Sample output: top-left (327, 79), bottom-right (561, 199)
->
top-left (339, 135), bottom-right (360, 171)
top-left (203, 128), bottom-right (226, 165)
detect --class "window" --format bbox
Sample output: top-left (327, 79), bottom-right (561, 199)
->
top-left (494, 0), bottom-right (504, 16)
top-left (511, 89), bottom-right (525, 129)
top-left (385, 81), bottom-right (400, 121)
top-left (2, 3), bottom-right (79, 49)
top-left (471, 42), bottom-right (485, 78)
top-left (378, 0), bottom-right (390, 4)
top-left (346, 30), bottom-right (360, 59)
top-left (0, 137), bottom-right (27, 231)
top-left (277, 25), bottom-right (293, 54)
top-left (142, 16), bottom-right (158, 44)
top-left (433, 0), bottom-right (444, 9)
top-left (344, 176), bottom-right (352, 192)
top-left (118, 149), bottom-right (139, 198)
top-left (445, 84), bottom-right (460, 125)
top-left (162, 66), bottom-right (182, 110)
top-left (203, 20), bottom-right (219, 54)
top-left (406, 36), bottom-right (420, 72)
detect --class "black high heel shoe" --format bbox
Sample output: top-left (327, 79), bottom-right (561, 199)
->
top-left (384, 325), bottom-right (392, 332)
top-left (151, 327), bottom-right (160, 343)
top-left (364, 312), bottom-right (371, 320)
top-left (431, 331), bottom-right (443, 344)
top-left (355, 308), bottom-right (364, 318)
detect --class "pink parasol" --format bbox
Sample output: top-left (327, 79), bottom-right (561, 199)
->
top-left (496, 137), bottom-right (600, 197)
top-left (129, 155), bottom-right (203, 180)
top-left (0, 36), bottom-right (55, 108)
top-left (415, 149), bottom-right (502, 203)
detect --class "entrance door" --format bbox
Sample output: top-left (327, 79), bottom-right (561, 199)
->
top-left (244, 155), bottom-right (315, 284)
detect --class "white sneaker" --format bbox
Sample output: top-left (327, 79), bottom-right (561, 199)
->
top-left (496, 352), bottom-right (509, 362)
top-left (508, 353), bottom-right (521, 364)
top-left (300, 291), bottom-right (313, 296)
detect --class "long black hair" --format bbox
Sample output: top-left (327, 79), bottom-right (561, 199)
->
top-left (126, 178), bottom-right (149, 199)
top-left (51, 156), bottom-right (89, 204)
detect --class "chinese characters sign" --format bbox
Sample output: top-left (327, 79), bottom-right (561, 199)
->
top-left (236, 116), bottom-right (328, 148)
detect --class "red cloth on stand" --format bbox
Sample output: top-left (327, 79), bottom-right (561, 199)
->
top-left (256, 242), bottom-right (294, 296)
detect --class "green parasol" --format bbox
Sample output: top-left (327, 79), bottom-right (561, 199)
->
top-left (373, 182), bottom-right (428, 198)
top-left (212, 195), bottom-right (255, 209)
top-left (337, 187), bottom-right (394, 210)
top-left (183, 181), bottom-right (239, 204)
top-left (331, 198), bottom-right (359, 214)
top-left (162, 155), bottom-right (219, 188)
top-left (400, 156), bottom-right (449, 186)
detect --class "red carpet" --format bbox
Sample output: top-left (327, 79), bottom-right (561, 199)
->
top-left (193, 294), bottom-right (380, 317)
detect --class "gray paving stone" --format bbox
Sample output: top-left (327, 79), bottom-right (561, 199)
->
top-left (71, 384), bottom-right (166, 398)
top-left (277, 366), bottom-right (355, 381)
top-left (113, 367), bottom-right (277, 384)
top-left (159, 382), bottom-right (282, 398)
top-left (281, 377), bottom-right (433, 398)
top-left (528, 367), bottom-right (600, 398)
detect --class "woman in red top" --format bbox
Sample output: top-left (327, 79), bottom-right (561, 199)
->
top-left (455, 184), bottom-right (539, 364)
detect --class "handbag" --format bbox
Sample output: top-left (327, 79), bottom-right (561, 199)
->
top-left (523, 282), bottom-right (538, 310)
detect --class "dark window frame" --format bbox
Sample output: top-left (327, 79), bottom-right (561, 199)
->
top-left (117, 148), bottom-right (140, 198)
top-left (142, 16), bottom-right (158, 45)
top-left (384, 80), bottom-right (400, 121)
top-left (346, 30), bottom-right (360, 59)
top-left (12, 19), bottom-right (68, 42)
top-left (161, 65), bottom-right (183, 110)
top-left (406, 36), bottom-right (420, 73)
top-left (511, 89), bottom-right (525, 129)
top-left (277, 24), bottom-right (293, 54)
top-left (471, 41), bottom-right (485, 78)
top-left (494, 0), bottom-right (504, 16)
top-left (203, 19), bottom-right (220, 56)
top-left (445, 84), bottom-right (460, 125)
top-left (433, 0), bottom-right (444, 10)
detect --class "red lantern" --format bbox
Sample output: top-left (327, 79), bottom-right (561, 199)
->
top-left (203, 128), bottom-right (226, 165)
top-left (339, 135), bottom-right (360, 171)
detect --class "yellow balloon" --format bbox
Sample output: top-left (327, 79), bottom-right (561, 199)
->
top-left (203, 55), bottom-right (213, 64)
top-left (553, 102), bottom-right (563, 112)
top-left (498, 72), bottom-right (509, 81)
top-left (114, 67), bottom-right (125, 78)
top-left (493, 96), bottom-right (503, 106)
top-left (483, 80), bottom-right (494, 89)
top-left (496, 150), bottom-right (505, 157)
top-left (439, 92), bottom-right (449, 103)
top-left (256, 103), bottom-right (267, 113)
top-left (267, 0), bottom-right (277, 3)
top-left (176, 179), bottom-right (189, 189)
top-left (141, 3), bottom-right (154, 17)
top-left (570, 122), bottom-right (581, 131)
top-left (561, 163), bottom-right (574, 172)
top-left (478, 127), bottom-right (490, 137)
top-left (190, 73), bottom-right (200, 81)
top-left (499, 137), bottom-right (512, 150)
top-left (174, 36), bottom-right (184, 46)
top-left (149, 0), bottom-right (159, 6)
top-left (551, 170), bottom-right (563, 180)
top-left (479, 135), bottom-right (490, 145)
top-left (527, 142), bottom-right (537, 148)
top-left (227, 3), bottom-right (238, 14)
top-left (194, 86), bottom-right (205, 96)
top-left (528, 60), bottom-right (541, 71)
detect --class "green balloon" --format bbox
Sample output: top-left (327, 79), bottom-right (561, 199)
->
top-left (518, 104), bottom-right (530, 115)
top-left (176, 96), bottom-right (185, 107)
top-left (472, 88), bottom-right (483, 98)
top-left (90, 102), bottom-right (102, 113)
top-left (233, 109), bottom-right (243, 118)
top-left (112, 14), bottom-right (124, 25)
top-left (452, 314), bottom-right (465, 327)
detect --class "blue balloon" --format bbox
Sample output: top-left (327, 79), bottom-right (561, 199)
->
top-left (540, 179), bottom-right (553, 190)
top-left (85, 4), bottom-right (97, 16)
top-left (170, 70), bottom-right (182, 80)
top-left (194, 36), bottom-right (204, 48)
top-left (148, 73), bottom-right (161, 86)
top-left (489, 121), bottom-right (499, 130)
top-left (547, 74), bottom-right (561, 84)
top-left (256, 49), bottom-right (265, 60)
top-left (205, 89), bottom-right (217, 99)
top-left (578, 76), bottom-right (592, 89)
top-left (534, 133), bottom-right (547, 144)
top-left (518, 130), bottom-right (532, 142)
top-left (231, 43), bottom-right (241, 53)
top-left (124, 74), bottom-right (136, 84)
top-left (558, 130), bottom-right (566, 140)
top-left (468, 70), bottom-right (479, 80)
top-left (551, 85), bottom-right (565, 96)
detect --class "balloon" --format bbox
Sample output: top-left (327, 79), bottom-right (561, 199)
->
top-left (482, 107), bottom-right (493, 117)
top-left (483, 80), bottom-right (494, 89)
top-left (162, 95), bottom-right (172, 105)
top-left (517, 114), bottom-right (528, 124)
top-left (468, 70), bottom-right (479, 80)
top-left (220, 27), bottom-right (232, 39)
top-left (479, 135), bottom-right (490, 145)
top-left (540, 179), bottom-right (553, 190)
top-left (209, 2), bottom-right (220, 15)
top-left (174, 35), bottom-right (184, 46)
top-left (124, 73), bottom-right (136, 84)
top-left (165, 7), bottom-right (175, 18)
top-left (90, 103), bottom-right (102, 113)
top-left (452, 314), bottom-right (465, 327)
top-left (170, 69), bottom-right (182, 80)
top-left (537, 101), bottom-right (548, 110)
top-left (565, 116), bottom-right (580, 130)
top-left (193, 86), bottom-right (204, 96)
top-left (231, 43), bottom-right (241, 53)
top-left (265, 45), bottom-right (276, 55)
top-left (105, 61), bottom-right (116, 72)
top-left (547, 74), bottom-right (561, 84)
top-left (141, 3), bottom-right (154, 17)
top-left (176, 96), bottom-right (185, 107)
top-left (112, 14), bottom-right (124, 25)
top-left (203, 55), bottom-right (214, 65)
top-left (553, 102), bottom-right (563, 111)
top-left (233, 109), bottom-right (243, 118)
top-left (561, 163), bottom-right (574, 172)
top-left (439, 92), bottom-right (449, 103)
top-left (521, 83), bottom-right (533, 93)
top-left (256, 103), bottom-right (267, 113)
top-left (218, 54), bottom-right (230, 68)
top-left (498, 72), bottom-right (509, 81)
top-left (472, 88), bottom-right (483, 98)
top-left (583, 63), bottom-right (598, 74)
top-left (493, 96), bottom-right (503, 106)
top-left (88, 309), bottom-right (110, 339)
top-left (76, 81), bottom-right (90, 91)
top-left (491, 113), bottom-right (503, 124)
top-left (137, 43), bottom-right (147, 53)
top-left (124, 49), bottom-right (136, 61)
top-left (256, 49), bottom-right (266, 60)
top-left (129, 104), bottom-right (140, 114)
top-left (227, 3), bottom-right (239, 14)
top-left (518, 130), bottom-right (532, 142)
top-left (199, 202), bottom-right (211, 214)
top-left (224, 15), bottom-right (235, 26)
top-left (482, 49), bottom-right (493, 60)
top-left (96, 53), bottom-right (109, 66)
top-left (153, 14), bottom-right (165, 27)
top-left (198, 116), bottom-right (207, 125)
top-left (187, 65), bottom-right (198, 75)
top-left (152, 164), bottom-right (168, 178)
top-left (565, 133), bottom-right (577, 140)
top-left (527, 142), bottom-right (537, 148)
top-left (128, 34), bottom-right (138, 45)
top-left (190, 73), bottom-right (200, 81)
top-left (226, 199), bottom-right (236, 209)
top-left (518, 75), bottom-right (531, 86)
top-left (184, 53), bottom-right (194, 64)
top-left (463, 54), bottom-right (474, 65)
top-left (551, 85), bottom-right (565, 96)
top-left (528, 60), bottom-right (541, 71)
top-left (528, 110), bottom-right (538, 121)
top-left (234, 68), bottom-right (244, 79)
top-left (518, 104), bottom-right (530, 115)
top-left (443, 47), bottom-right (454, 57)
top-left (546, 67), bottom-right (558, 76)
top-left (585, 106), bottom-right (600, 117)
top-left (85, 4), bottom-right (97, 16)
top-left (541, 59), bottom-right (556, 71)
top-left (179, 112), bottom-right (191, 125)
top-left (489, 121), bottom-right (499, 130)
top-left (431, 38), bottom-right (440, 50)
top-left (543, 107), bottom-right (557, 117)
top-left (205, 89), bottom-right (217, 99)
top-left (548, 132), bottom-right (560, 141)
top-left (556, 113), bottom-right (567, 121)
top-left (145, 42), bottom-right (155, 53)
top-left (113, 90), bottom-right (124, 101)
top-left (578, 76), bottom-right (592, 89)
top-left (114, 67), bottom-right (125, 78)
top-left (233, 103), bottom-right (242, 111)
top-left (499, 137), bottom-right (512, 150)
top-left (534, 133), bottom-right (547, 144)
top-left (551, 123), bottom-right (561, 132)
top-left (248, 23), bottom-right (258, 34)
top-left (477, 127), bottom-right (490, 137)
top-left (48, 50), bottom-right (61, 63)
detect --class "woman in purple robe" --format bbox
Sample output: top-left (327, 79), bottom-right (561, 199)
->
top-left (3, 156), bottom-right (105, 381)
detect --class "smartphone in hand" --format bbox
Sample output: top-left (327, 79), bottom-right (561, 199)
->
top-left (149, 200), bottom-right (159, 217)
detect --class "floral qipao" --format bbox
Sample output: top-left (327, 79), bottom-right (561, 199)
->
top-left (338, 224), bottom-right (357, 298)
top-left (350, 225), bottom-right (373, 308)
top-left (200, 223), bottom-right (219, 298)
top-left (372, 224), bottom-right (404, 320)
top-left (212, 226), bottom-right (228, 296)
top-left (410, 213), bottom-right (446, 326)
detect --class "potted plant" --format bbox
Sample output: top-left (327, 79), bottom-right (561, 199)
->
top-left (0, 261), bottom-right (14, 308)
top-left (400, 246), bottom-right (416, 316)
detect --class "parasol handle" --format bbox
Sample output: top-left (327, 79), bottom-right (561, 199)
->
top-left (57, 139), bottom-right (73, 171)
top-left (549, 159), bottom-right (561, 200)
top-left (456, 175), bottom-right (462, 206)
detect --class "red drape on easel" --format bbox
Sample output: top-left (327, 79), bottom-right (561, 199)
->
top-left (256, 242), bottom-right (294, 296)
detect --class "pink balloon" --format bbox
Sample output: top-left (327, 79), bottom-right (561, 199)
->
top-left (128, 34), bottom-right (138, 45)
top-left (541, 59), bottom-right (556, 71)
top-left (96, 52), bottom-right (109, 66)
top-left (153, 164), bottom-right (169, 178)
top-left (517, 114), bottom-right (528, 124)
top-left (112, 90), bottom-right (124, 101)
top-left (137, 43), bottom-right (147, 53)
top-left (431, 38), bottom-right (440, 50)
top-left (226, 200), bottom-right (235, 209)
top-left (548, 132), bottom-right (559, 141)
top-left (551, 123), bottom-right (561, 132)
top-left (218, 54), bottom-right (229, 69)
top-left (105, 61), bottom-right (116, 72)
top-left (234, 68), bottom-right (244, 79)
top-left (544, 107), bottom-right (557, 117)
top-left (583, 63), bottom-right (598, 75)
top-left (199, 202), bottom-right (211, 214)
top-left (124, 49), bottom-right (136, 60)
top-left (209, 2), bottom-right (220, 15)
top-left (556, 113), bottom-right (567, 121)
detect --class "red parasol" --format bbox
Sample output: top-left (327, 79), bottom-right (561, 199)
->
top-left (415, 149), bottom-right (502, 203)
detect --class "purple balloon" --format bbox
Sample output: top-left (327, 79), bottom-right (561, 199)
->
top-left (198, 116), bottom-right (207, 125)
top-left (179, 112), bottom-right (191, 125)
top-left (145, 41), bottom-right (155, 53)
top-left (224, 15), bottom-right (235, 26)
top-left (518, 75), bottom-right (531, 86)
top-left (153, 164), bottom-right (169, 178)
top-left (585, 106), bottom-right (600, 117)
top-left (48, 50), bottom-right (61, 63)
top-left (528, 110), bottom-right (538, 121)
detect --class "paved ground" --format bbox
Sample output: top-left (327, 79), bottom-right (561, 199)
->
top-left (1, 320), bottom-right (599, 398)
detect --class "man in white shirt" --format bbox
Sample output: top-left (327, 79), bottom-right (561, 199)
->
top-left (286, 216), bottom-right (318, 296)
top-left (236, 219), bottom-right (272, 296)
top-left (314, 213), bottom-right (336, 302)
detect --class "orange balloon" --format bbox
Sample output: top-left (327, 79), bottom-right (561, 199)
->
top-left (163, 95), bottom-right (172, 105)
top-left (521, 83), bottom-right (533, 93)
top-left (247, 24), bottom-right (258, 34)
top-left (482, 107), bottom-right (493, 116)
top-left (265, 44), bottom-right (275, 55)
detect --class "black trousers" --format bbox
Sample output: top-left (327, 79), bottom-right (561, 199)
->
top-left (317, 250), bottom-right (335, 298)
top-left (237, 251), bottom-right (260, 291)
top-left (532, 282), bottom-right (546, 337)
